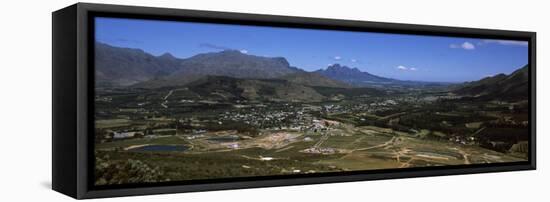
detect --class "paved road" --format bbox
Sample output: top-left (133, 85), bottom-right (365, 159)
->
top-left (313, 133), bottom-right (329, 148)
top-left (164, 90), bottom-right (174, 100)
top-left (161, 90), bottom-right (173, 108)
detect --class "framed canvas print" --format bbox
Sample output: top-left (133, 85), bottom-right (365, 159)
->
top-left (52, 3), bottom-right (536, 199)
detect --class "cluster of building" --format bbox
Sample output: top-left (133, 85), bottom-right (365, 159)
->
top-left (218, 105), bottom-right (316, 130)
top-left (321, 99), bottom-right (399, 115)
top-left (491, 116), bottom-right (529, 127)
top-left (448, 135), bottom-right (476, 145)
top-left (301, 147), bottom-right (339, 154)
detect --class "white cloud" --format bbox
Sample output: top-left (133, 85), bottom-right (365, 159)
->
top-left (397, 65), bottom-right (408, 70)
top-left (461, 42), bottom-right (475, 50)
top-left (397, 65), bottom-right (418, 71)
top-left (351, 59), bottom-right (357, 63)
top-left (240, 49), bottom-right (248, 54)
top-left (482, 39), bottom-right (528, 46)
top-left (450, 42), bottom-right (476, 50)
top-left (333, 56), bottom-right (342, 60)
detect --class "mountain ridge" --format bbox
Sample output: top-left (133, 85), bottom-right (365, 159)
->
top-left (314, 64), bottom-right (454, 88)
top-left (454, 65), bottom-right (528, 100)
top-left (95, 42), bottom-right (525, 97)
top-left (95, 42), bottom-right (348, 89)
top-left (315, 64), bottom-right (396, 85)
top-left (170, 50), bottom-right (301, 79)
top-left (95, 42), bottom-right (184, 86)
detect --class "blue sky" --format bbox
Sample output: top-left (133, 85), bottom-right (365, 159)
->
top-left (95, 17), bottom-right (528, 82)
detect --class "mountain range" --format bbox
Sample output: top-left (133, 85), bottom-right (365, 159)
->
top-left (95, 42), bottom-right (425, 88)
top-left (95, 42), bottom-right (528, 101)
top-left (315, 64), bottom-right (395, 85)
top-left (96, 42), bottom-right (350, 88)
top-left (131, 50), bottom-right (351, 89)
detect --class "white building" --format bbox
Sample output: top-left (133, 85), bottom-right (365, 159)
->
top-left (113, 131), bottom-right (136, 139)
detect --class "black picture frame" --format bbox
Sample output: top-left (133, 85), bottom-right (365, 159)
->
top-left (52, 3), bottom-right (536, 199)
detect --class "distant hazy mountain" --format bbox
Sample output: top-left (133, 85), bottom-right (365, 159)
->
top-left (454, 65), bottom-right (528, 100)
top-left (314, 64), bottom-right (454, 89)
top-left (315, 64), bottom-right (395, 86)
top-left (95, 42), bottom-right (183, 86)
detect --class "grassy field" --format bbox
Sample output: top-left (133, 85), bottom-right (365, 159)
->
top-left (95, 124), bottom-right (526, 185)
top-left (96, 136), bottom-right (190, 150)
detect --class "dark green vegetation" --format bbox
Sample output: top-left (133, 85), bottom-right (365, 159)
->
top-left (454, 65), bottom-right (528, 101)
top-left (94, 43), bottom-right (529, 185)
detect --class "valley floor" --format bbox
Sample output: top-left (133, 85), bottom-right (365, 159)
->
top-left (95, 123), bottom-right (525, 185)
top-left (93, 87), bottom-right (529, 185)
